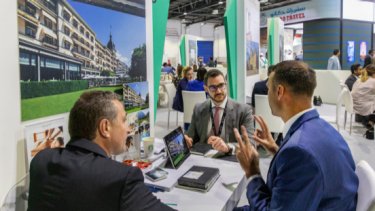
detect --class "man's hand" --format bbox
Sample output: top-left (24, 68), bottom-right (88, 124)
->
top-left (207, 136), bottom-right (229, 153)
top-left (253, 115), bottom-right (279, 155)
top-left (234, 126), bottom-right (260, 178)
top-left (184, 135), bottom-right (193, 149)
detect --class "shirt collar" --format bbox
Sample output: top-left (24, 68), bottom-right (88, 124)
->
top-left (282, 107), bottom-right (315, 139)
top-left (211, 96), bottom-right (228, 109)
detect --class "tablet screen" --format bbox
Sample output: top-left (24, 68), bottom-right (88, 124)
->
top-left (163, 127), bottom-right (190, 169)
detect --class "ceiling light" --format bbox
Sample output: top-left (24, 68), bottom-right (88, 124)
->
top-left (218, 1), bottom-right (223, 4)
top-left (183, 12), bottom-right (187, 15)
top-left (212, 9), bottom-right (219, 15)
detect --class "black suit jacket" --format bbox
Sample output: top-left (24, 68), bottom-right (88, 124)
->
top-left (364, 54), bottom-right (372, 68)
top-left (251, 79), bottom-right (268, 107)
top-left (28, 139), bottom-right (174, 211)
top-left (345, 74), bottom-right (358, 91)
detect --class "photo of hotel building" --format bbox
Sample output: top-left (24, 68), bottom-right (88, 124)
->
top-left (123, 84), bottom-right (145, 108)
top-left (17, 0), bottom-right (126, 82)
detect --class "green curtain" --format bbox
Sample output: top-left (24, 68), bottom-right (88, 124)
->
top-left (179, 35), bottom-right (186, 67)
top-left (224, 0), bottom-right (237, 100)
top-left (152, 0), bottom-right (170, 120)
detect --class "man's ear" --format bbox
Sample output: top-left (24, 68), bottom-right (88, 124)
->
top-left (204, 85), bottom-right (209, 93)
top-left (98, 119), bottom-right (111, 138)
top-left (277, 85), bottom-right (285, 101)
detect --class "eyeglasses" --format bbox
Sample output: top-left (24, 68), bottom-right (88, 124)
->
top-left (208, 83), bottom-right (227, 92)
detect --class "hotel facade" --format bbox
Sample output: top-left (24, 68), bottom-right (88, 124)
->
top-left (17, 0), bottom-right (124, 82)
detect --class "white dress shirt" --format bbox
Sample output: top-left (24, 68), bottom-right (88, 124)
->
top-left (282, 107), bottom-right (315, 139)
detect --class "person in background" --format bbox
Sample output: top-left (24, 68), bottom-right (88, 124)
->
top-left (234, 60), bottom-right (358, 210)
top-left (327, 49), bottom-right (341, 70)
top-left (161, 62), bottom-right (174, 74)
top-left (172, 66), bottom-right (193, 112)
top-left (193, 64), bottom-right (198, 72)
top-left (172, 64), bottom-right (183, 88)
top-left (208, 57), bottom-right (215, 67)
top-left (260, 53), bottom-right (268, 69)
top-left (185, 69), bottom-right (254, 154)
top-left (28, 91), bottom-right (174, 211)
top-left (214, 58), bottom-right (218, 67)
top-left (251, 65), bottom-right (275, 108)
top-left (345, 63), bottom-right (361, 91)
top-left (352, 64), bottom-right (375, 126)
top-left (186, 67), bottom-right (207, 92)
top-left (364, 49), bottom-right (374, 68)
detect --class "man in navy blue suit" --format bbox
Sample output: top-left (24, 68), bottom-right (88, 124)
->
top-left (234, 61), bottom-right (358, 210)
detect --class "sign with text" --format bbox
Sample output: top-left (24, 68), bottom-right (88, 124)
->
top-left (260, 0), bottom-right (341, 27)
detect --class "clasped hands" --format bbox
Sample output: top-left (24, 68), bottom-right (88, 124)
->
top-left (234, 115), bottom-right (279, 178)
top-left (184, 135), bottom-right (230, 153)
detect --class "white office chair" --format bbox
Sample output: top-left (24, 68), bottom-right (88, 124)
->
top-left (254, 95), bottom-right (284, 133)
top-left (336, 87), bottom-right (354, 134)
top-left (163, 83), bottom-right (179, 129)
top-left (182, 91), bottom-right (207, 124)
top-left (355, 160), bottom-right (375, 211)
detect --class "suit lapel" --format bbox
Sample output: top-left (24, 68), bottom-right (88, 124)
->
top-left (224, 99), bottom-right (235, 142)
top-left (266, 109), bottom-right (320, 184)
top-left (201, 100), bottom-right (211, 143)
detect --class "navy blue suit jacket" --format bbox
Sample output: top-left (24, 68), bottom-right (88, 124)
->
top-left (172, 78), bottom-right (188, 112)
top-left (251, 79), bottom-right (268, 107)
top-left (239, 110), bottom-right (358, 210)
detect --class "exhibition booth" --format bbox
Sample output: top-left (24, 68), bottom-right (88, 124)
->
top-left (1, 0), bottom-right (374, 210)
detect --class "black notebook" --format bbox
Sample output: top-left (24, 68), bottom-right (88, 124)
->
top-left (177, 165), bottom-right (220, 192)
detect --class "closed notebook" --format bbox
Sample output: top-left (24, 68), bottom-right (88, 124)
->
top-left (177, 165), bottom-right (220, 192)
top-left (190, 143), bottom-right (212, 156)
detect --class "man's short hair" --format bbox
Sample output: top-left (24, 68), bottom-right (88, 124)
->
top-left (369, 49), bottom-right (374, 54)
top-left (197, 67), bottom-right (207, 81)
top-left (69, 91), bottom-right (119, 140)
top-left (204, 69), bottom-right (225, 85)
top-left (271, 61), bottom-right (316, 97)
top-left (267, 65), bottom-right (276, 76)
top-left (333, 49), bottom-right (340, 55)
top-left (350, 63), bottom-right (361, 74)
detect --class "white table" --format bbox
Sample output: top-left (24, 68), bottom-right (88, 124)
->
top-left (144, 139), bottom-right (247, 211)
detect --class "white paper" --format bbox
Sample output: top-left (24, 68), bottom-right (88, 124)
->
top-left (183, 171), bottom-right (204, 180)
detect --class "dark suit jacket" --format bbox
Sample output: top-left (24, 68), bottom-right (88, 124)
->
top-left (345, 74), bottom-right (358, 91)
top-left (238, 110), bottom-right (358, 210)
top-left (251, 79), bottom-right (268, 107)
top-left (364, 54), bottom-right (372, 68)
top-left (186, 98), bottom-right (254, 144)
top-left (28, 139), bottom-right (174, 211)
top-left (172, 78), bottom-right (188, 112)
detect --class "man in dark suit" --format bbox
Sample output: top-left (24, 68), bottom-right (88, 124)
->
top-left (234, 61), bottom-right (358, 210)
top-left (28, 91), bottom-right (173, 211)
top-left (251, 65), bottom-right (275, 108)
top-left (345, 63), bottom-right (361, 91)
top-left (184, 69), bottom-right (254, 154)
top-left (364, 49), bottom-right (374, 68)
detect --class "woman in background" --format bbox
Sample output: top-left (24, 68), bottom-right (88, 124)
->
top-left (172, 66), bottom-right (193, 112)
top-left (352, 64), bottom-right (375, 126)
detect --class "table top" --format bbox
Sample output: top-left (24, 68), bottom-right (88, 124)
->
top-left (145, 138), bottom-right (246, 211)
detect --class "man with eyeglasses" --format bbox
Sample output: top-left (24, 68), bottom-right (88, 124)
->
top-left (184, 69), bottom-right (254, 154)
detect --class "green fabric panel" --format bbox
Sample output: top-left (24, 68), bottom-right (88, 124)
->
top-left (152, 0), bottom-right (170, 121)
top-left (224, 0), bottom-right (237, 100)
top-left (179, 36), bottom-right (186, 67)
top-left (268, 18), bottom-right (275, 65)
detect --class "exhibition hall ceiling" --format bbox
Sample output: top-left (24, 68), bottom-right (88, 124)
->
top-left (168, 0), bottom-right (309, 26)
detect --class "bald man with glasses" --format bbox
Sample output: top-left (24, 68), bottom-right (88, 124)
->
top-left (185, 69), bottom-right (254, 154)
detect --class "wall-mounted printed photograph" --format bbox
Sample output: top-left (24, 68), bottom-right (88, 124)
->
top-left (245, 7), bottom-right (260, 76)
top-left (347, 41), bottom-right (355, 63)
top-left (24, 117), bottom-right (67, 166)
top-left (17, 0), bottom-right (146, 121)
top-left (188, 39), bottom-right (197, 66)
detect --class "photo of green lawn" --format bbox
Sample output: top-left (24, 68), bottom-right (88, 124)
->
top-left (21, 86), bottom-right (122, 121)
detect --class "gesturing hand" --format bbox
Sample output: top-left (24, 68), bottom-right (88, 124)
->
top-left (234, 126), bottom-right (260, 178)
top-left (253, 115), bottom-right (279, 155)
top-left (184, 135), bottom-right (193, 149)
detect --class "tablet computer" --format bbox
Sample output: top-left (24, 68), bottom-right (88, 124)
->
top-left (163, 127), bottom-right (190, 169)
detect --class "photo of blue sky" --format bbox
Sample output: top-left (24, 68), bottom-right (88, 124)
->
top-left (127, 81), bottom-right (148, 100)
top-left (67, 0), bottom-right (146, 66)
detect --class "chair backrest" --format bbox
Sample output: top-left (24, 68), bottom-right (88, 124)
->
top-left (355, 160), bottom-right (375, 211)
top-left (342, 87), bottom-right (354, 114)
top-left (336, 87), bottom-right (347, 125)
top-left (182, 91), bottom-right (207, 123)
top-left (254, 95), bottom-right (284, 133)
top-left (164, 83), bottom-right (177, 110)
